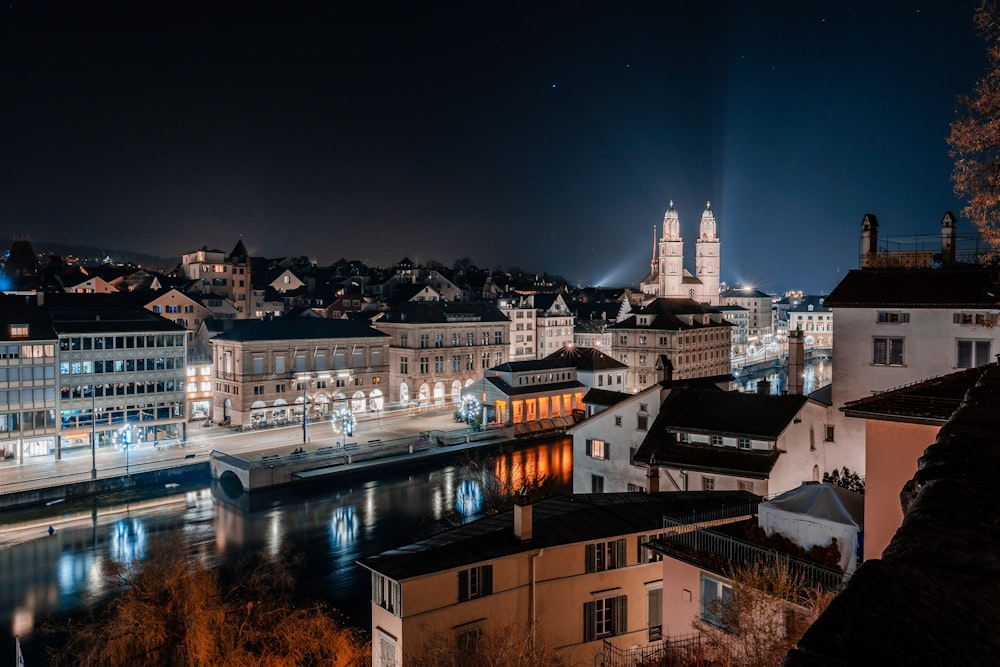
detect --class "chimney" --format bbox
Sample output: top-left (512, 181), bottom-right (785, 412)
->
top-left (514, 496), bottom-right (532, 542)
top-left (941, 211), bottom-right (957, 265)
top-left (788, 329), bottom-right (805, 395)
top-left (647, 460), bottom-right (660, 494)
top-left (757, 378), bottom-right (771, 395)
top-left (860, 213), bottom-right (878, 268)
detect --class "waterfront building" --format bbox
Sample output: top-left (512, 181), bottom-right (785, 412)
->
top-left (570, 380), bottom-right (831, 496)
top-left (466, 357), bottom-right (586, 433)
top-left (48, 292), bottom-right (189, 456)
top-left (210, 318), bottom-right (389, 427)
top-left (544, 345), bottom-right (628, 391)
top-left (373, 301), bottom-right (509, 407)
top-left (0, 294), bottom-right (58, 461)
top-left (787, 295), bottom-right (832, 350)
top-left (610, 298), bottom-right (732, 393)
top-left (720, 286), bottom-right (775, 350)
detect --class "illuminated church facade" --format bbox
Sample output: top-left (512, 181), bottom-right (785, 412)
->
top-left (640, 201), bottom-right (721, 306)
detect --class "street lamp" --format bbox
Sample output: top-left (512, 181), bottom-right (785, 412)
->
top-left (332, 406), bottom-right (354, 445)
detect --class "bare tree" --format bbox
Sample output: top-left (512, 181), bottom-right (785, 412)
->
top-left (408, 620), bottom-right (568, 667)
top-left (43, 539), bottom-right (370, 667)
top-left (949, 1), bottom-right (1000, 247)
top-left (694, 558), bottom-right (834, 667)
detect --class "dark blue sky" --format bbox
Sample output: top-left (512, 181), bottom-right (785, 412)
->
top-left (0, 2), bottom-right (986, 294)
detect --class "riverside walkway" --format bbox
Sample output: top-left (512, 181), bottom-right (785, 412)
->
top-left (0, 407), bottom-right (502, 507)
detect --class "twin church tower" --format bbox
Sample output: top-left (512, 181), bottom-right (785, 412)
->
top-left (640, 200), bottom-right (721, 306)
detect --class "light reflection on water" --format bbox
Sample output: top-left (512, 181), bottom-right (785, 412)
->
top-left (2, 436), bottom-right (572, 660)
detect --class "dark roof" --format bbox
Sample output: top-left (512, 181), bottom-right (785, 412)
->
top-left (358, 491), bottom-right (757, 581)
top-left (788, 295), bottom-right (830, 313)
top-left (784, 365), bottom-right (1000, 665)
top-left (379, 301), bottom-right (509, 324)
top-left (610, 298), bottom-right (731, 331)
top-left (484, 375), bottom-right (585, 396)
top-left (841, 365), bottom-right (986, 425)
top-left (582, 387), bottom-right (632, 407)
top-left (212, 318), bottom-right (389, 342)
top-left (491, 357), bottom-right (574, 373)
top-left (41, 292), bottom-right (186, 334)
top-left (824, 267), bottom-right (1000, 308)
top-left (722, 287), bottom-right (772, 299)
top-left (655, 386), bottom-right (808, 439)
top-left (545, 345), bottom-right (628, 371)
top-left (634, 432), bottom-right (781, 477)
top-left (0, 294), bottom-right (57, 340)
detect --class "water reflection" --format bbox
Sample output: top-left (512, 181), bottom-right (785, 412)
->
top-left (733, 358), bottom-right (833, 395)
top-left (3, 435), bottom-right (573, 662)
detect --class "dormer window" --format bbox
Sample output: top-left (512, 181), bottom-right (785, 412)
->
top-left (9, 324), bottom-right (28, 338)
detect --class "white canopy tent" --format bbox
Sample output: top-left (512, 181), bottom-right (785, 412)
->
top-left (758, 482), bottom-right (864, 573)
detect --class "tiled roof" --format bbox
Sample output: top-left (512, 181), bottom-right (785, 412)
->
top-left (824, 267), bottom-right (1000, 308)
top-left (784, 365), bottom-right (1000, 665)
top-left (358, 491), bottom-right (757, 581)
top-left (212, 318), bottom-right (389, 341)
top-left (841, 365), bottom-right (986, 425)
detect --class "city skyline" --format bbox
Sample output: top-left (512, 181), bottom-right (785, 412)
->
top-left (0, 2), bottom-right (987, 294)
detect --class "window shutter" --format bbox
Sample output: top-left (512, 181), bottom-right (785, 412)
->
top-left (954, 313), bottom-right (962, 324)
top-left (586, 439), bottom-right (593, 457)
top-left (585, 544), bottom-right (596, 573)
top-left (583, 601), bottom-right (596, 643)
top-left (458, 569), bottom-right (469, 602)
top-left (615, 595), bottom-right (628, 635)
top-left (371, 570), bottom-right (378, 604)
top-left (483, 565), bottom-right (493, 596)
top-left (392, 581), bottom-right (401, 616)
top-left (616, 538), bottom-right (627, 568)
top-left (604, 441), bottom-right (611, 461)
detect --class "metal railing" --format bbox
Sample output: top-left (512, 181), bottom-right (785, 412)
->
top-left (601, 633), bottom-right (702, 667)
top-left (660, 516), bottom-right (847, 591)
top-left (0, 450), bottom-right (209, 497)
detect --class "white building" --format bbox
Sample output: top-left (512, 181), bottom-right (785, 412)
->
top-left (571, 382), bottom-right (832, 497)
top-left (640, 201), bottom-right (721, 305)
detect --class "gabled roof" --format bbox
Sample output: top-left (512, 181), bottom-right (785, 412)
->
top-left (653, 386), bottom-right (809, 439)
top-left (635, 434), bottom-right (781, 477)
top-left (841, 364), bottom-right (987, 425)
top-left (358, 491), bottom-right (757, 581)
top-left (491, 357), bottom-right (573, 373)
top-left (212, 318), bottom-right (389, 342)
top-left (545, 345), bottom-right (628, 371)
top-left (824, 267), bottom-right (1000, 308)
top-left (582, 387), bottom-right (632, 408)
top-left (610, 297), bottom-right (731, 331)
top-left (483, 375), bottom-right (585, 396)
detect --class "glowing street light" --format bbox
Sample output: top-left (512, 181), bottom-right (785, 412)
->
top-left (332, 406), bottom-right (355, 442)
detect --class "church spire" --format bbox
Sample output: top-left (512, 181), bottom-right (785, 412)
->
top-left (662, 200), bottom-right (681, 240)
top-left (700, 201), bottom-right (716, 240)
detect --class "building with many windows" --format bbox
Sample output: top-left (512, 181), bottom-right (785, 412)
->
top-left (467, 357), bottom-right (586, 434)
top-left (787, 295), bottom-right (832, 350)
top-left (610, 298), bottom-right (732, 393)
top-left (48, 293), bottom-right (189, 457)
top-left (0, 294), bottom-right (58, 461)
top-left (374, 302), bottom-right (509, 407)
top-left (358, 490), bottom-right (756, 667)
top-left (180, 240), bottom-right (253, 318)
top-left (210, 318), bottom-right (390, 427)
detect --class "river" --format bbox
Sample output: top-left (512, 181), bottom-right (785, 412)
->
top-left (1, 436), bottom-right (573, 661)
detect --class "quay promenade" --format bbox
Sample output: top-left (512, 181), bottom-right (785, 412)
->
top-left (0, 406), bottom-right (482, 507)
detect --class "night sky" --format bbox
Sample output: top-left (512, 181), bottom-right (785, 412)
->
top-left (0, 2), bottom-right (986, 294)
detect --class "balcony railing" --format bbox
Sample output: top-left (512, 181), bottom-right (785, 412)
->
top-left (601, 633), bottom-right (702, 667)
top-left (659, 516), bottom-right (847, 592)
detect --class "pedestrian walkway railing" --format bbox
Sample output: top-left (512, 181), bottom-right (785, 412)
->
top-left (0, 451), bottom-right (209, 497)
